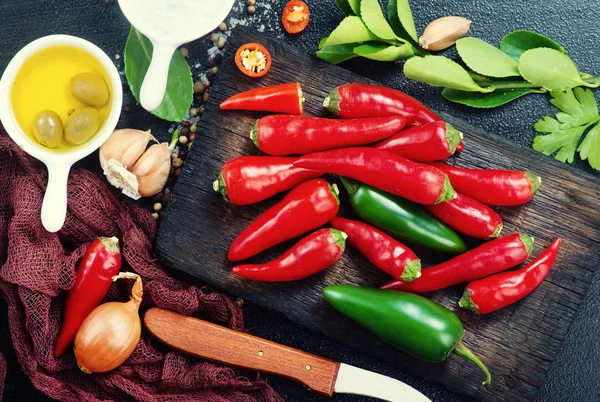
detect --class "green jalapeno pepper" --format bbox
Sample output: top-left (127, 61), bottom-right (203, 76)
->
top-left (340, 177), bottom-right (467, 254)
top-left (323, 284), bottom-right (491, 385)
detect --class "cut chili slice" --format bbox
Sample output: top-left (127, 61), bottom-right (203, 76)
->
top-left (235, 43), bottom-right (272, 78)
top-left (282, 0), bottom-right (310, 34)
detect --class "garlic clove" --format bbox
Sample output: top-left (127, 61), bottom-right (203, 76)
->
top-left (419, 16), bottom-right (471, 51)
top-left (99, 129), bottom-right (154, 173)
top-left (105, 159), bottom-right (141, 200)
top-left (130, 143), bottom-right (171, 198)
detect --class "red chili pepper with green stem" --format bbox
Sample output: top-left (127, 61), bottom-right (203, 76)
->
top-left (323, 83), bottom-right (440, 126)
top-left (460, 238), bottom-right (562, 314)
top-left (220, 83), bottom-right (304, 115)
top-left (374, 120), bottom-right (463, 162)
top-left (431, 162), bottom-right (541, 206)
top-left (294, 147), bottom-right (455, 205)
top-left (54, 237), bottom-right (121, 357)
top-left (228, 178), bottom-right (339, 261)
top-left (426, 192), bottom-right (503, 239)
top-left (232, 228), bottom-right (346, 281)
top-left (251, 115), bottom-right (406, 156)
top-left (330, 216), bottom-right (421, 282)
top-left (213, 156), bottom-right (322, 205)
top-left (382, 233), bottom-right (533, 293)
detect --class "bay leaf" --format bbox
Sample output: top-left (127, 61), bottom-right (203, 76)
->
top-left (124, 28), bottom-right (193, 122)
top-left (316, 43), bottom-right (359, 64)
top-left (518, 48), bottom-right (599, 91)
top-left (500, 30), bottom-right (566, 61)
top-left (404, 56), bottom-right (494, 93)
top-left (360, 0), bottom-right (398, 41)
top-left (387, 0), bottom-right (418, 43)
top-left (456, 37), bottom-right (520, 78)
top-left (442, 88), bottom-right (535, 108)
top-left (321, 16), bottom-right (379, 47)
top-left (335, 0), bottom-right (355, 15)
top-left (354, 42), bottom-right (414, 61)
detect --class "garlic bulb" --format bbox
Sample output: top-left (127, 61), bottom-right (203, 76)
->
top-left (419, 16), bottom-right (471, 51)
top-left (100, 129), bottom-right (177, 200)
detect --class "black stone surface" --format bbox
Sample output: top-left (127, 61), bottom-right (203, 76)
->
top-left (0, 0), bottom-right (598, 401)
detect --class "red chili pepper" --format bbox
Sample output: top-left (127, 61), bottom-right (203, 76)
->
top-left (323, 83), bottom-right (440, 126)
top-left (294, 147), bottom-right (455, 205)
top-left (213, 156), bottom-right (322, 205)
top-left (282, 0), bottom-right (310, 35)
top-left (228, 178), bottom-right (340, 261)
top-left (382, 233), bottom-right (533, 293)
top-left (426, 192), bottom-right (503, 239)
top-left (232, 228), bottom-right (346, 281)
top-left (54, 237), bottom-right (121, 357)
top-left (459, 238), bottom-right (562, 314)
top-left (235, 43), bottom-right (272, 78)
top-left (374, 121), bottom-right (462, 162)
top-left (220, 83), bottom-right (304, 115)
top-left (330, 216), bottom-right (421, 282)
top-left (430, 162), bottom-right (541, 206)
top-left (252, 115), bottom-right (406, 156)
top-left (456, 142), bottom-right (465, 152)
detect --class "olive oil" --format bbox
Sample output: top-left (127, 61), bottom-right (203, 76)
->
top-left (10, 45), bottom-right (113, 152)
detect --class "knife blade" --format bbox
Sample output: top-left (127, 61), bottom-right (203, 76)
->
top-left (144, 308), bottom-right (430, 402)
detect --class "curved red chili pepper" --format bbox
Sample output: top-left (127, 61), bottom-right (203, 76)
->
top-left (232, 228), bottom-right (346, 281)
top-left (330, 216), bottom-right (421, 282)
top-left (228, 178), bottom-right (340, 261)
top-left (252, 115), bottom-right (406, 156)
top-left (426, 192), bottom-right (503, 239)
top-left (374, 121), bottom-right (462, 162)
top-left (459, 238), bottom-right (562, 314)
top-left (213, 156), bottom-right (322, 205)
top-left (381, 233), bottom-right (533, 293)
top-left (54, 237), bottom-right (121, 357)
top-left (294, 147), bottom-right (455, 205)
top-left (430, 162), bottom-right (541, 206)
top-left (220, 83), bottom-right (304, 115)
top-left (323, 83), bottom-right (440, 126)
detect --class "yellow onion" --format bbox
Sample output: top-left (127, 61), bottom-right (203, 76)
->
top-left (74, 272), bottom-right (143, 374)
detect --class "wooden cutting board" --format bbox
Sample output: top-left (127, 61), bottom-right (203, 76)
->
top-left (157, 26), bottom-right (600, 401)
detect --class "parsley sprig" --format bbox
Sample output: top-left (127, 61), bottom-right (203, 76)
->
top-left (533, 88), bottom-right (600, 170)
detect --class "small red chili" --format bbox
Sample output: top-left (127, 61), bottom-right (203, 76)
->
top-left (232, 228), bottom-right (346, 282)
top-left (213, 156), bottom-right (322, 205)
top-left (293, 147), bottom-right (455, 205)
top-left (235, 43), bottom-right (272, 78)
top-left (282, 0), bottom-right (310, 34)
top-left (459, 238), bottom-right (562, 314)
top-left (323, 83), bottom-right (440, 126)
top-left (228, 178), bottom-right (340, 261)
top-left (431, 162), bottom-right (542, 206)
top-left (382, 233), bottom-right (533, 293)
top-left (252, 115), bottom-right (406, 156)
top-left (374, 120), bottom-right (462, 162)
top-left (54, 237), bottom-right (122, 357)
top-left (330, 216), bottom-right (421, 282)
top-left (426, 192), bottom-right (503, 239)
top-left (220, 83), bottom-right (304, 115)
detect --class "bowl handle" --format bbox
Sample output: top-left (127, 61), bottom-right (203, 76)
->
top-left (41, 164), bottom-right (71, 233)
top-left (140, 41), bottom-right (177, 112)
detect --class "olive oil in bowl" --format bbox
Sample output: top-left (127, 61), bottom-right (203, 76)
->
top-left (10, 45), bottom-right (113, 152)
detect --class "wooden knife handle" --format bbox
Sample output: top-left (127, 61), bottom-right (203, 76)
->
top-left (143, 308), bottom-right (340, 396)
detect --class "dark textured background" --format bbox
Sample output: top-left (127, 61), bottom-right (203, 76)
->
top-left (0, 0), bottom-right (598, 401)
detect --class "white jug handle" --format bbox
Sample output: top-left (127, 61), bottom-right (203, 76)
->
top-left (41, 164), bottom-right (70, 233)
top-left (140, 42), bottom-right (177, 112)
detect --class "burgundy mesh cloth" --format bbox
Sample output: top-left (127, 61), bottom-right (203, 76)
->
top-left (0, 132), bottom-right (283, 402)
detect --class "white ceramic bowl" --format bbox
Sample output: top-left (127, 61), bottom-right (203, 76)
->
top-left (0, 35), bottom-right (123, 233)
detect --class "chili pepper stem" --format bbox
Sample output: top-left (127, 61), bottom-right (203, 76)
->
top-left (458, 289), bottom-right (478, 313)
top-left (526, 172), bottom-right (541, 195)
top-left (402, 259), bottom-right (422, 282)
top-left (323, 88), bottom-right (341, 115)
top-left (519, 233), bottom-right (534, 256)
top-left (168, 129), bottom-right (179, 151)
top-left (338, 176), bottom-right (358, 196)
top-left (329, 183), bottom-right (341, 205)
top-left (250, 121), bottom-right (260, 148)
top-left (330, 229), bottom-right (348, 250)
top-left (453, 340), bottom-right (491, 386)
top-left (436, 175), bottom-right (457, 204)
top-left (490, 223), bottom-right (503, 238)
top-left (212, 173), bottom-right (228, 201)
top-left (445, 123), bottom-right (463, 154)
top-left (98, 237), bottom-right (119, 254)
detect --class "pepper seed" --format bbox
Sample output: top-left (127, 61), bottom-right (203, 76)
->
top-left (194, 81), bottom-right (207, 94)
top-left (152, 212), bottom-right (159, 220)
top-left (217, 38), bottom-right (226, 49)
top-left (218, 22), bottom-right (227, 31)
top-left (248, 5), bottom-right (256, 13)
top-left (211, 66), bottom-right (219, 75)
top-left (210, 32), bottom-right (219, 43)
top-left (179, 135), bottom-right (188, 145)
top-left (153, 203), bottom-right (162, 212)
top-left (180, 47), bottom-right (189, 57)
top-left (247, 0), bottom-right (255, 4)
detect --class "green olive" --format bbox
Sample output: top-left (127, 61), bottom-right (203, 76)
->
top-left (64, 107), bottom-right (100, 145)
top-left (70, 73), bottom-right (110, 106)
top-left (32, 110), bottom-right (63, 149)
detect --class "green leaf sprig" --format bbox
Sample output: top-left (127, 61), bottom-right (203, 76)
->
top-left (533, 88), bottom-right (600, 170)
top-left (404, 30), bottom-right (600, 108)
top-left (317, 0), bottom-right (423, 64)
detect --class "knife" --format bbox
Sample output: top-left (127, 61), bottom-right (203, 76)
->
top-left (144, 308), bottom-right (431, 402)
